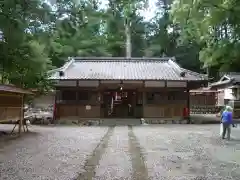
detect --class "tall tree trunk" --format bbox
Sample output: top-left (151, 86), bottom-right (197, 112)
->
top-left (125, 19), bottom-right (131, 58)
top-left (223, 22), bottom-right (228, 39)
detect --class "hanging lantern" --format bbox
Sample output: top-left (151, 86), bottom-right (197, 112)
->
top-left (117, 82), bottom-right (124, 91)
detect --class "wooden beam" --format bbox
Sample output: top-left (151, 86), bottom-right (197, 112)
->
top-left (0, 93), bottom-right (22, 97)
top-left (53, 91), bottom-right (57, 123)
top-left (18, 95), bottom-right (24, 135)
top-left (55, 80), bottom-right (77, 87)
top-left (186, 89), bottom-right (190, 123)
top-left (78, 80), bottom-right (99, 87)
top-left (122, 80), bottom-right (143, 84)
top-left (100, 80), bottom-right (121, 84)
top-left (144, 81), bottom-right (165, 87)
top-left (167, 81), bottom-right (187, 87)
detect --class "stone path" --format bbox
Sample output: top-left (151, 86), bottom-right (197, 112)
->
top-left (94, 126), bottom-right (132, 180)
top-left (1, 124), bottom-right (240, 180)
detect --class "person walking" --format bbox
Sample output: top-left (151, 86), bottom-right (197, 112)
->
top-left (221, 106), bottom-right (234, 140)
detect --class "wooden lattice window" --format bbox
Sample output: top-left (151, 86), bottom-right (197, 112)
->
top-left (146, 92), bottom-right (166, 104)
top-left (77, 91), bottom-right (98, 104)
top-left (61, 90), bottom-right (76, 101)
top-left (78, 91), bottom-right (90, 101)
top-left (168, 91), bottom-right (187, 101)
top-left (136, 92), bottom-right (143, 105)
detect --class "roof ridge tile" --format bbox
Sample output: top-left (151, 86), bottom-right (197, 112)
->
top-left (48, 56), bottom-right (207, 81)
top-left (73, 57), bottom-right (171, 62)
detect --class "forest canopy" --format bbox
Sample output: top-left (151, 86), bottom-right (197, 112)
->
top-left (0, 0), bottom-right (239, 90)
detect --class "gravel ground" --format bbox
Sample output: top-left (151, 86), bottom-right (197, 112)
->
top-left (94, 126), bottom-right (132, 180)
top-left (0, 125), bottom-right (108, 180)
top-left (134, 125), bottom-right (240, 180)
top-left (0, 124), bottom-right (240, 180)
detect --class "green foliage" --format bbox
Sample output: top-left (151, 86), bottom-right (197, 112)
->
top-left (0, 0), bottom-right (208, 92)
top-left (0, 0), bottom-right (53, 90)
top-left (171, 0), bottom-right (240, 75)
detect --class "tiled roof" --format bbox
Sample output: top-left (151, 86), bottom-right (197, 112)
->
top-left (209, 79), bottom-right (232, 88)
top-left (210, 73), bottom-right (240, 88)
top-left (0, 84), bottom-right (33, 94)
top-left (226, 74), bottom-right (240, 83)
top-left (49, 57), bottom-right (207, 81)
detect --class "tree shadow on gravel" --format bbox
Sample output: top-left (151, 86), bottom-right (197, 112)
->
top-left (0, 131), bottom-right (40, 147)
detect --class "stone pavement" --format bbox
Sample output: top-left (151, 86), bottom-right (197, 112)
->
top-left (0, 124), bottom-right (240, 180)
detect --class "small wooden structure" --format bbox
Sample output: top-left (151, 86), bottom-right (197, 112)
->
top-left (190, 88), bottom-right (219, 114)
top-left (210, 73), bottom-right (240, 117)
top-left (49, 57), bottom-right (207, 123)
top-left (0, 84), bottom-right (33, 134)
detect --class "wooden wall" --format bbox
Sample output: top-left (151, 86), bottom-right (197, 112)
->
top-left (143, 104), bottom-right (185, 118)
top-left (142, 90), bottom-right (187, 118)
top-left (190, 92), bottom-right (218, 114)
top-left (56, 104), bottom-right (100, 118)
top-left (0, 92), bottom-right (23, 122)
top-left (55, 87), bottom-right (188, 119)
top-left (190, 92), bottom-right (216, 106)
top-left (55, 89), bottom-right (101, 119)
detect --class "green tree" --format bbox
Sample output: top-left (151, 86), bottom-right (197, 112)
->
top-left (48, 0), bottom-right (111, 67)
top-left (0, 0), bottom-right (210, 92)
top-left (0, 0), bottom-right (53, 89)
top-left (171, 0), bottom-right (240, 76)
top-left (145, 0), bottom-right (201, 72)
top-left (104, 0), bottom-right (147, 57)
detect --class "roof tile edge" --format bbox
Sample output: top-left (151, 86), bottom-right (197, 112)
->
top-left (182, 68), bottom-right (208, 80)
top-left (168, 58), bottom-right (207, 80)
top-left (48, 57), bottom-right (75, 75)
top-left (167, 58), bottom-right (185, 77)
top-left (73, 57), bottom-right (172, 62)
top-left (48, 57), bottom-right (75, 79)
top-left (60, 57), bottom-right (75, 72)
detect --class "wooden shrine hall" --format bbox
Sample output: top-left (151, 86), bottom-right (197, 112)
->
top-left (49, 57), bottom-right (208, 123)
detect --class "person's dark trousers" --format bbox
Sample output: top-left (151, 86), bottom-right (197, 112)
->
top-left (222, 123), bottom-right (231, 140)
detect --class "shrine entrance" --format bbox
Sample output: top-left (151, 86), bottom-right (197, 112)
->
top-left (102, 89), bottom-right (143, 118)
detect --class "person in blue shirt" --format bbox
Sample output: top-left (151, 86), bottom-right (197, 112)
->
top-left (221, 106), bottom-right (233, 140)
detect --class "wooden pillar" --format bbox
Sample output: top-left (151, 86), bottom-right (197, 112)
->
top-left (97, 91), bottom-right (101, 118)
top-left (53, 90), bottom-right (57, 124)
top-left (18, 95), bottom-right (24, 135)
top-left (76, 81), bottom-right (79, 118)
top-left (76, 89), bottom-right (79, 117)
top-left (237, 88), bottom-right (240, 100)
top-left (186, 89), bottom-right (190, 124)
top-left (142, 91), bottom-right (146, 118)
